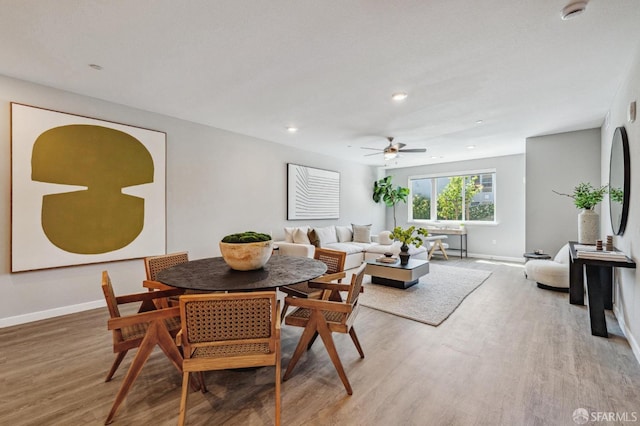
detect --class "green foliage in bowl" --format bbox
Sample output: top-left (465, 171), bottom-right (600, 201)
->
top-left (221, 231), bottom-right (272, 243)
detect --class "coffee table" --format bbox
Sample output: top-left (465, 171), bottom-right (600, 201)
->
top-left (364, 258), bottom-right (430, 289)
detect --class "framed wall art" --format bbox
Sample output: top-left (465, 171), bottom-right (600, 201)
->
top-left (11, 103), bottom-right (166, 272)
top-left (287, 163), bottom-right (340, 220)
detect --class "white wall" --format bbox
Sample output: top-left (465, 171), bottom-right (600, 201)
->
top-left (0, 75), bottom-right (383, 326)
top-left (602, 45), bottom-right (640, 361)
top-left (383, 154), bottom-right (526, 260)
top-left (525, 129), bottom-right (601, 255)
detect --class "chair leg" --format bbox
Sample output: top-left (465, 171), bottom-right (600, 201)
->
top-left (275, 343), bottom-right (281, 426)
top-left (438, 241), bottom-right (449, 260)
top-left (105, 351), bottom-right (128, 382)
top-left (307, 331), bottom-right (319, 350)
top-left (348, 327), bottom-right (365, 358)
top-left (283, 316), bottom-right (318, 381)
top-left (314, 311), bottom-right (353, 395)
top-left (178, 371), bottom-right (190, 426)
top-left (280, 301), bottom-right (289, 322)
top-left (105, 320), bottom-right (184, 424)
top-left (199, 372), bottom-right (207, 393)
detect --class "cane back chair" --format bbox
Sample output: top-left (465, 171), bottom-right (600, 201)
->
top-left (178, 292), bottom-right (281, 426)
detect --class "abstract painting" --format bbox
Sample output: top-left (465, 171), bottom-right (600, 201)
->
top-left (11, 103), bottom-right (166, 272)
top-left (287, 163), bottom-right (340, 220)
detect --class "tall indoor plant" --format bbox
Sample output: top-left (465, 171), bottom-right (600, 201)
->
top-left (373, 176), bottom-right (410, 228)
top-left (553, 183), bottom-right (608, 244)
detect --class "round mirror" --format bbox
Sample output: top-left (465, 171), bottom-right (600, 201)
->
top-left (609, 126), bottom-right (630, 235)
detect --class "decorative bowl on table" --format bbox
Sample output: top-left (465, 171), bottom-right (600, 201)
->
top-left (219, 231), bottom-right (273, 271)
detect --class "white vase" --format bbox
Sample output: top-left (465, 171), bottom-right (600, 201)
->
top-left (578, 209), bottom-right (599, 244)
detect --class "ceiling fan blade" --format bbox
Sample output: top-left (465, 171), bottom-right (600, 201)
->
top-left (364, 152), bottom-right (381, 157)
top-left (398, 148), bottom-right (427, 153)
top-left (361, 147), bottom-right (383, 151)
top-left (392, 142), bottom-right (406, 150)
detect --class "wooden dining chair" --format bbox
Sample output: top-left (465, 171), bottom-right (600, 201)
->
top-left (178, 292), bottom-right (281, 426)
top-left (101, 271), bottom-right (185, 424)
top-left (142, 251), bottom-right (189, 307)
top-left (279, 247), bottom-right (347, 320)
top-left (282, 263), bottom-right (366, 395)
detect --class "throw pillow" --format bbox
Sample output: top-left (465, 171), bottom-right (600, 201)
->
top-left (352, 224), bottom-right (372, 243)
top-left (336, 225), bottom-right (353, 242)
top-left (307, 229), bottom-right (320, 247)
top-left (285, 226), bottom-right (309, 243)
top-left (378, 230), bottom-right (393, 245)
top-left (315, 226), bottom-right (338, 246)
top-left (293, 227), bottom-right (311, 244)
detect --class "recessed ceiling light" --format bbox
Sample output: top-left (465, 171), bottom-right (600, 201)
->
top-left (466, 145), bottom-right (476, 150)
top-left (89, 64), bottom-right (103, 70)
top-left (561, 1), bottom-right (588, 20)
top-left (476, 120), bottom-right (483, 124)
top-left (286, 126), bottom-right (298, 133)
top-left (391, 92), bottom-right (408, 101)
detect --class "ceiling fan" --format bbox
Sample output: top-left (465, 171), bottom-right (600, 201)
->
top-left (362, 136), bottom-right (427, 160)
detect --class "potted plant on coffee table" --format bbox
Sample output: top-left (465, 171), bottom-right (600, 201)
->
top-left (390, 226), bottom-right (429, 265)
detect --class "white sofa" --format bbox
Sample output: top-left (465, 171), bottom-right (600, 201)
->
top-left (274, 225), bottom-right (428, 270)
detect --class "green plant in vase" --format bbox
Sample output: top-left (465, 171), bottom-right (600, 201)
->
top-left (553, 182), bottom-right (608, 210)
top-left (390, 226), bottom-right (429, 265)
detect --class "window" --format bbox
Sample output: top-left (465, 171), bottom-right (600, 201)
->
top-left (409, 171), bottom-right (496, 222)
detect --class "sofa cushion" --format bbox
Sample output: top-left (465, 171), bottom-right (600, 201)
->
top-left (336, 225), bottom-right (353, 242)
top-left (315, 226), bottom-right (338, 245)
top-left (293, 227), bottom-right (311, 244)
top-left (352, 224), bottom-right (372, 243)
top-left (324, 242), bottom-right (368, 255)
top-left (284, 226), bottom-right (310, 243)
top-left (378, 230), bottom-right (393, 245)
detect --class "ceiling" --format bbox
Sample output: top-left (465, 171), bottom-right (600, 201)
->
top-left (1, 1), bottom-right (639, 169)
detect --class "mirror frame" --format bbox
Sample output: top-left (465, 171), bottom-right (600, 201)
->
top-left (609, 126), bottom-right (630, 235)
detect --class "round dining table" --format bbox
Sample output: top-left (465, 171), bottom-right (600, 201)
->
top-left (156, 255), bottom-right (327, 292)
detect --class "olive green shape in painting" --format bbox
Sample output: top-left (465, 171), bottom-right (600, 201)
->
top-left (31, 124), bottom-right (154, 254)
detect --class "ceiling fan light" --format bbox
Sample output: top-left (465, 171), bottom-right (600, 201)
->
top-left (384, 152), bottom-right (398, 160)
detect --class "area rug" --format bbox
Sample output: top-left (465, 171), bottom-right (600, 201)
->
top-left (359, 264), bottom-right (492, 326)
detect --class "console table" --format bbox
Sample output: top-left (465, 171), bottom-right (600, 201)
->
top-left (426, 227), bottom-right (467, 258)
top-left (568, 241), bottom-right (636, 337)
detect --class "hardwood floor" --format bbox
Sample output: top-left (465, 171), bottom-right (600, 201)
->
top-left (1, 258), bottom-right (639, 425)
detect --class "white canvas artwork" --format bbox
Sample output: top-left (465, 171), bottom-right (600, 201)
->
top-left (287, 163), bottom-right (340, 220)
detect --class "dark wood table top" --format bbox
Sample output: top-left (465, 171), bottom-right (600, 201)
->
top-left (156, 255), bottom-right (327, 292)
top-left (568, 241), bottom-right (636, 268)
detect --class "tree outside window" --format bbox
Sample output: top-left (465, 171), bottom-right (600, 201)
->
top-left (410, 172), bottom-right (495, 222)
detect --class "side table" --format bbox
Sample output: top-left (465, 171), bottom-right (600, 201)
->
top-left (523, 252), bottom-right (552, 262)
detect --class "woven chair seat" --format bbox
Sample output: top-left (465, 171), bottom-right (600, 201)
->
top-left (121, 316), bottom-right (181, 341)
top-left (192, 343), bottom-right (271, 358)
top-left (281, 282), bottom-right (323, 298)
top-left (288, 307), bottom-right (345, 323)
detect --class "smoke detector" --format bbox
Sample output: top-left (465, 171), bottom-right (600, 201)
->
top-left (561, 1), bottom-right (588, 20)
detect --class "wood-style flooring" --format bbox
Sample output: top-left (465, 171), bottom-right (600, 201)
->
top-left (1, 258), bottom-right (639, 425)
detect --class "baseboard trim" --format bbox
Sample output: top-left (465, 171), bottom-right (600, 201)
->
top-left (0, 299), bottom-right (105, 328)
top-left (613, 304), bottom-right (640, 367)
top-left (466, 253), bottom-right (525, 263)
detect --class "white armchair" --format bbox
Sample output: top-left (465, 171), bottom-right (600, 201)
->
top-left (525, 244), bottom-right (570, 292)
